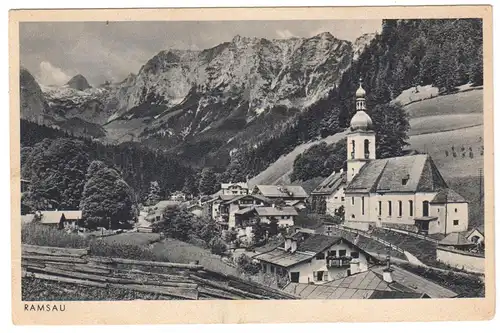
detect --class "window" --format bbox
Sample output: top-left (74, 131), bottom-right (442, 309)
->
top-left (334, 196), bottom-right (338, 199)
top-left (364, 139), bottom-right (370, 159)
top-left (378, 201), bottom-right (382, 216)
top-left (423, 201), bottom-right (429, 217)
top-left (402, 174), bottom-right (409, 185)
top-left (398, 200), bottom-right (403, 217)
top-left (316, 271), bottom-right (324, 281)
top-left (328, 250), bottom-right (337, 257)
top-left (455, 208), bottom-right (458, 213)
top-left (339, 250), bottom-right (347, 257)
top-left (262, 264), bottom-right (267, 273)
top-left (388, 201), bottom-right (392, 216)
top-left (341, 197), bottom-right (345, 201)
top-left (290, 272), bottom-right (300, 283)
top-left (453, 220), bottom-right (459, 226)
top-left (351, 197), bottom-right (355, 205)
top-left (351, 140), bottom-right (355, 158)
top-left (270, 265), bottom-right (275, 274)
top-left (409, 200), bottom-right (413, 217)
top-left (351, 252), bottom-right (359, 259)
top-left (316, 252), bottom-right (325, 260)
top-left (361, 197), bottom-right (365, 215)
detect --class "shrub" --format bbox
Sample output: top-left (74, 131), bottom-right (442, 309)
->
top-left (236, 254), bottom-right (261, 275)
top-left (209, 237), bottom-right (227, 256)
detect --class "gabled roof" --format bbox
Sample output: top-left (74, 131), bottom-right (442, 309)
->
top-left (282, 270), bottom-right (427, 299)
top-left (438, 232), bottom-right (475, 246)
top-left (221, 182), bottom-right (249, 190)
top-left (254, 206), bottom-right (298, 217)
top-left (222, 194), bottom-right (271, 205)
top-left (312, 171), bottom-right (346, 195)
top-left (253, 185), bottom-right (308, 198)
top-left (467, 226), bottom-right (485, 238)
top-left (345, 154), bottom-right (448, 194)
top-left (431, 188), bottom-right (467, 204)
top-left (295, 234), bottom-right (341, 253)
top-left (371, 265), bottom-right (458, 298)
top-left (252, 248), bottom-right (315, 268)
top-left (39, 211), bottom-right (82, 224)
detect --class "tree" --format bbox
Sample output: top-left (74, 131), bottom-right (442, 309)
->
top-left (198, 168), bottom-right (217, 195)
top-left (80, 162), bottom-right (135, 230)
top-left (209, 236), bottom-right (227, 255)
top-left (268, 217), bottom-right (279, 237)
top-left (153, 206), bottom-right (194, 241)
top-left (237, 254), bottom-right (261, 275)
top-left (182, 173), bottom-right (199, 197)
top-left (371, 103), bottom-right (410, 159)
top-left (22, 138), bottom-right (90, 211)
top-left (252, 218), bottom-right (266, 245)
top-left (145, 181), bottom-right (162, 206)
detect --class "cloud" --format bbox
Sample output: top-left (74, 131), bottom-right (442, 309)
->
top-left (37, 61), bottom-right (72, 86)
top-left (275, 29), bottom-right (296, 39)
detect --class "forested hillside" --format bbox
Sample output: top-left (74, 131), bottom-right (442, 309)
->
top-left (20, 120), bottom-right (194, 212)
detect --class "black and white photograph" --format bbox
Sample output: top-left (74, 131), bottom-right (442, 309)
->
top-left (10, 6), bottom-right (494, 324)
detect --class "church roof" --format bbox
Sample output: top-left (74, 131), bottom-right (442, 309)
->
top-left (345, 154), bottom-right (448, 194)
top-left (430, 188), bottom-right (467, 204)
top-left (312, 171), bottom-right (346, 195)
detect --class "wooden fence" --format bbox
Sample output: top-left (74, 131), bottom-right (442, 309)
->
top-left (21, 244), bottom-right (297, 300)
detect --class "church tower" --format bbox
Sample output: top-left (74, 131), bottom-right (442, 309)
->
top-left (346, 79), bottom-right (376, 182)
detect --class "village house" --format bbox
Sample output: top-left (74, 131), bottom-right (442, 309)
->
top-left (466, 226), bottom-right (485, 245)
top-left (144, 200), bottom-right (180, 223)
top-left (217, 194), bottom-right (271, 229)
top-left (170, 191), bottom-right (188, 201)
top-left (221, 182), bottom-right (249, 196)
top-left (283, 260), bottom-right (457, 299)
top-left (36, 210), bottom-right (82, 230)
top-left (253, 232), bottom-right (377, 284)
top-left (310, 170), bottom-right (346, 215)
top-left (251, 185), bottom-right (308, 208)
top-left (335, 80), bottom-right (469, 235)
top-left (235, 205), bottom-right (298, 228)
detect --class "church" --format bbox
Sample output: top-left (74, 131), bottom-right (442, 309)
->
top-left (318, 80), bottom-right (469, 235)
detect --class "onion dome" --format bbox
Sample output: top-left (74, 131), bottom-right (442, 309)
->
top-left (355, 80), bottom-right (366, 98)
top-left (350, 110), bottom-right (372, 131)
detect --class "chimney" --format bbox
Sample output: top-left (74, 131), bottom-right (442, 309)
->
top-left (284, 238), bottom-right (292, 251)
top-left (350, 258), bottom-right (360, 275)
top-left (382, 255), bottom-right (393, 283)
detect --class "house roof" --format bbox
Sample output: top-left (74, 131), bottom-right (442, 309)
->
top-left (438, 232), bottom-right (475, 246)
top-left (254, 206), bottom-right (298, 217)
top-left (252, 248), bottom-right (315, 268)
top-left (312, 171), bottom-right (346, 195)
top-left (282, 270), bottom-right (426, 299)
top-left (431, 188), bottom-right (467, 204)
top-left (39, 211), bottom-right (82, 224)
top-left (371, 265), bottom-right (458, 298)
top-left (221, 182), bottom-right (248, 190)
top-left (345, 154), bottom-right (448, 194)
top-left (295, 234), bottom-right (340, 253)
top-left (223, 194), bottom-right (271, 205)
top-left (467, 226), bottom-right (485, 238)
top-left (234, 206), bottom-right (255, 215)
top-left (253, 185), bottom-right (308, 198)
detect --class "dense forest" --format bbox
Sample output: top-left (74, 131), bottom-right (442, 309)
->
top-left (21, 120), bottom-right (194, 212)
top-left (225, 18), bottom-right (483, 183)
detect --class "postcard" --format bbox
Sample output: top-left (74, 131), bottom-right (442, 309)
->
top-left (10, 5), bottom-right (494, 324)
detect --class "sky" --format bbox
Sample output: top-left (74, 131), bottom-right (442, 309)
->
top-left (20, 20), bottom-right (381, 87)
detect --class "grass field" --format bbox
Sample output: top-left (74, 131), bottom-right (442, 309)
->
top-left (151, 238), bottom-right (239, 276)
top-left (405, 89), bottom-right (483, 118)
top-left (101, 232), bottom-right (161, 246)
top-left (408, 114), bottom-right (483, 136)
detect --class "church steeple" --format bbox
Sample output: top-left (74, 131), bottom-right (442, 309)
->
top-left (346, 78), bottom-right (376, 182)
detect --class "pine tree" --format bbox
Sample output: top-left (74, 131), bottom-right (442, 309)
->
top-left (198, 168), bottom-right (217, 195)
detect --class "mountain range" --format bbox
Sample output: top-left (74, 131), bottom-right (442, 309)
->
top-left (20, 32), bottom-right (374, 164)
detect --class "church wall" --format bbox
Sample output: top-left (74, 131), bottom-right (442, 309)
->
top-left (445, 202), bottom-right (469, 233)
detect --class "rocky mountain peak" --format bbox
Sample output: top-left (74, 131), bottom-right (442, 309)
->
top-left (67, 74), bottom-right (91, 91)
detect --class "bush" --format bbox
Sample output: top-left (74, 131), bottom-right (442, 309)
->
top-left (209, 237), bottom-right (227, 256)
top-left (236, 254), bottom-right (261, 275)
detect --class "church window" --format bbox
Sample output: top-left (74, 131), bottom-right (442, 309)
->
top-left (351, 197), bottom-right (355, 205)
top-left (455, 208), bottom-right (458, 213)
top-left (398, 200), bottom-right (403, 217)
top-left (409, 200), bottom-right (413, 216)
top-left (378, 201), bottom-right (382, 216)
top-left (364, 139), bottom-right (370, 159)
top-left (423, 201), bottom-right (429, 217)
top-left (453, 220), bottom-right (459, 226)
top-left (341, 197), bottom-right (345, 201)
top-left (351, 140), bottom-right (356, 159)
top-left (402, 174), bottom-right (409, 185)
top-left (361, 197), bottom-right (365, 215)
top-left (388, 201), bottom-right (392, 216)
